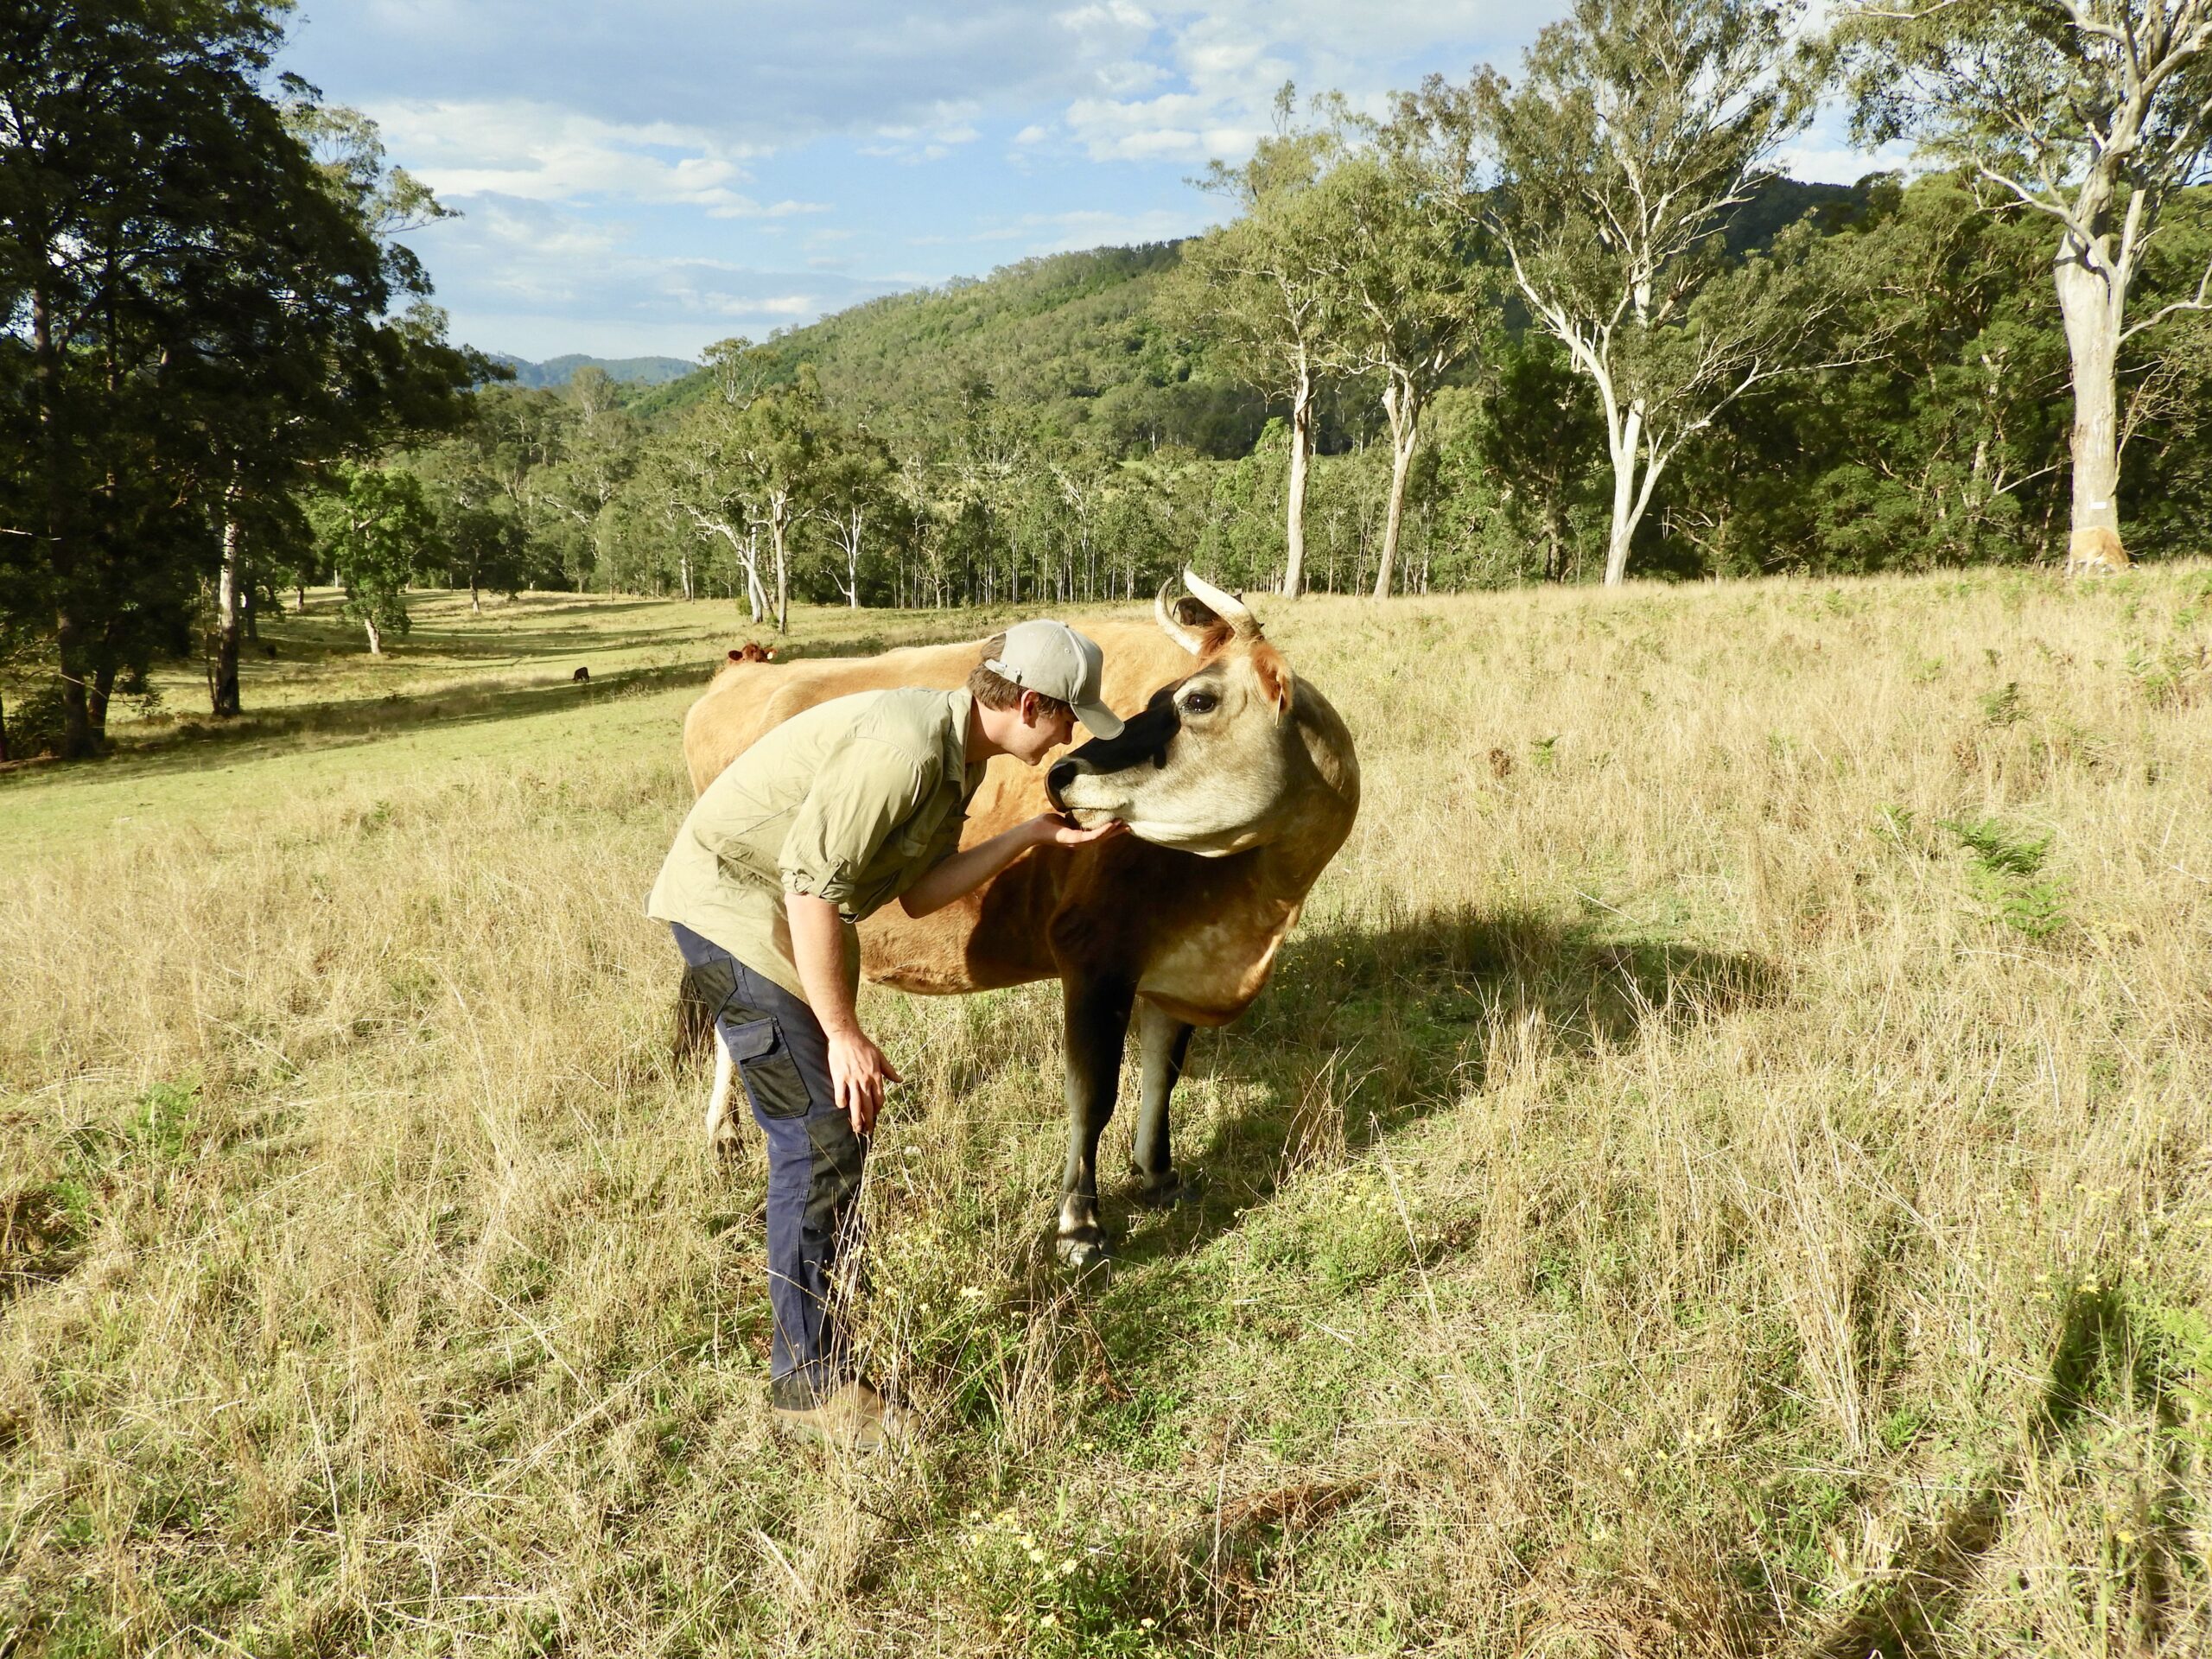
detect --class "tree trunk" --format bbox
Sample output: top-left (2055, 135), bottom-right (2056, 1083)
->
top-left (296, 584), bottom-right (307, 613)
top-left (771, 511), bottom-right (790, 634)
top-left (210, 474), bottom-right (245, 717)
top-left (89, 659), bottom-right (115, 737)
top-left (1282, 365), bottom-right (1314, 598)
top-left (741, 526), bottom-right (766, 622)
top-left (33, 280), bottom-right (98, 759)
top-left (2055, 252), bottom-right (2130, 573)
top-left (364, 614), bottom-right (383, 656)
top-left (1373, 377), bottom-right (1420, 601)
top-left (1603, 399), bottom-right (1649, 587)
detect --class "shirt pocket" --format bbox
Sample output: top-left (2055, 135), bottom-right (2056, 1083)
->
top-left (722, 1017), bottom-right (814, 1121)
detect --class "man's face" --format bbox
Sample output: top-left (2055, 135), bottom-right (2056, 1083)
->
top-left (1007, 692), bottom-right (1077, 765)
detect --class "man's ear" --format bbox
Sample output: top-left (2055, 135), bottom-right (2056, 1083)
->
top-left (1018, 690), bottom-right (1040, 726)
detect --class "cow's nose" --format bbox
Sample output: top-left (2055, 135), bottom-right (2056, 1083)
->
top-left (1046, 759), bottom-right (1077, 809)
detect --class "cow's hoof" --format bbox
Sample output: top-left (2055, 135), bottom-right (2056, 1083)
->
top-left (1129, 1166), bottom-right (1198, 1209)
top-left (1056, 1231), bottom-right (1114, 1282)
top-left (709, 1124), bottom-right (744, 1160)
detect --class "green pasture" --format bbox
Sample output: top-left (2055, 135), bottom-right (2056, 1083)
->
top-left (3, 571), bottom-right (2209, 1657)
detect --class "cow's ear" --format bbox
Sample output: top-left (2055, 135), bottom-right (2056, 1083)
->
top-left (1252, 643), bottom-right (1294, 717)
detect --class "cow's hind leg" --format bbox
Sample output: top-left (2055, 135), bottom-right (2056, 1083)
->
top-left (1058, 975), bottom-right (1135, 1273)
top-left (1129, 998), bottom-right (1195, 1207)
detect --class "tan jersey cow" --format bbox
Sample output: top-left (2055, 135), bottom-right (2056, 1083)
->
top-left (679, 571), bottom-right (1360, 1269)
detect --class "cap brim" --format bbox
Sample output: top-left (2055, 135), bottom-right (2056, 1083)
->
top-left (1074, 700), bottom-right (1123, 740)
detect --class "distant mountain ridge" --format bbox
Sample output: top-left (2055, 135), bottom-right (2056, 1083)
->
top-left (486, 353), bottom-right (698, 390)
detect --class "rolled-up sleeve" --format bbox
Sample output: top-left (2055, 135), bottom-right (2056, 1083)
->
top-left (778, 738), bottom-right (931, 918)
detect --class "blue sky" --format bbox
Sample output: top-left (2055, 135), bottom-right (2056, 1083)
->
top-left (274, 2), bottom-right (1895, 364)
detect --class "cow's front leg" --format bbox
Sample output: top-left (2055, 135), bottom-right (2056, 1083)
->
top-left (1058, 974), bottom-right (1135, 1271)
top-left (1129, 997), bottom-right (1195, 1206)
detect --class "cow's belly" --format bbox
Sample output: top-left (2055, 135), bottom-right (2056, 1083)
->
top-left (856, 857), bottom-right (1063, 995)
top-left (1135, 907), bottom-right (1295, 1027)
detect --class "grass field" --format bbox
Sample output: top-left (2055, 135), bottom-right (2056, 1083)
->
top-left (3, 570), bottom-right (2209, 1657)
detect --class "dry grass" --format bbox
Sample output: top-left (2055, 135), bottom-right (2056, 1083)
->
top-left (3, 568), bottom-right (2209, 1656)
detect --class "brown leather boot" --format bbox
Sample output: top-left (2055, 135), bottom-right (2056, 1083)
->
top-left (770, 1377), bottom-right (909, 1451)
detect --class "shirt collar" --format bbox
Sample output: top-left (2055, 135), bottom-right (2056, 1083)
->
top-left (944, 688), bottom-right (987, 794)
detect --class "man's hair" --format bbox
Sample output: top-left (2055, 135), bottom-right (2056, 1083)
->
top-left (968, 632), bottom-right (1074, 720)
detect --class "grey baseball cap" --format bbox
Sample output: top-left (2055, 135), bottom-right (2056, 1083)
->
top-left (985, 620), bottom-right (1123, 739)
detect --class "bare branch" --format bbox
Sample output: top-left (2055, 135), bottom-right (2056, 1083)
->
top-left (2120, 259), bottom-right (2212, 339)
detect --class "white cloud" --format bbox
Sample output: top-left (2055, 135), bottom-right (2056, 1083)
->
top-left (404, 196), bottom-right (907, 358)
top-left (367, 99), bottom-right (816, 219)
top-left (916, 206), bottom-right (1203, 252)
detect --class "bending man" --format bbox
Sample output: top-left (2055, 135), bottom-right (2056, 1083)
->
top-left (646, 622), bottom-right (1124, 1448)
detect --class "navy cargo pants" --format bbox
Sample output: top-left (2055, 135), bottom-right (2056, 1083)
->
top-left (671, 922), bottom-right (866, 1407)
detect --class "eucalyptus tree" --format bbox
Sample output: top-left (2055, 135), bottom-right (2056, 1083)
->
top-left (1433, 0), bottom-right (1829, 585)
top-left (1164, 88), bottom-right (1345, 597)
top-left (813, 417), bottom-right (894, 607)
top-left (726, 365), bottom-right (831, 632)
top-left (1842, 0), bottom-right (2212, 569)
top-left (310, 467), bottom-right (435, 655)
top-left (541, 365), bottom-right (639, 583)
top-left (0, 1), bottom-right (474, 740)
top-left (1321, 106), bottom-right (1497, 600)
top-left (652, 340), bottom-right (769, 615)
top-left (197, 107), bottom-right (474, 714)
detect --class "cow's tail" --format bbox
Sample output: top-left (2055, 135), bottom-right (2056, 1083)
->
top-left (672, 964), bottom-right (719, 1065)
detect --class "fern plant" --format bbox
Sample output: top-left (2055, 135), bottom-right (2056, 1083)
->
top-left (1940, 815), bottom-right (2069, 938)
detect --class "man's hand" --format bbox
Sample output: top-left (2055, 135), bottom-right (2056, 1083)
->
top-left (827, 1027), bottom-right (902, 1135)
top-left (1028, 812), bottom-right (1128, 849)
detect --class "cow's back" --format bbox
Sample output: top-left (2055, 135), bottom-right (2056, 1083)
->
top-left (681, 621), bottom-right (1194, 811)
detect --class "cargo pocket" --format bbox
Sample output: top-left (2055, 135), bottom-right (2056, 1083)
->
top-left (723, 1017), bottom-right (813, 1121)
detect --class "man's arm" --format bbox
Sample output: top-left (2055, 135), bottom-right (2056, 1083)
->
top-left (788, 892), bottom-right (901, 1136)
top-left (899, 815), bottom-right (1124, 920)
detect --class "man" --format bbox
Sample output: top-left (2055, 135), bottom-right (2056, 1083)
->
top-left (647, 620), bottom-right (1125, 1449)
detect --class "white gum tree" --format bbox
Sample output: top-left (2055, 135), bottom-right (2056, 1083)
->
top-left (1322, 106), bottom-right (1497, 601)
top-left (1440, 0), bottom-right (1826, 585)
top-left (1843, 0), bottom-right (2212, 571)
top-left (1173, 88), bottom-right (1344, 598)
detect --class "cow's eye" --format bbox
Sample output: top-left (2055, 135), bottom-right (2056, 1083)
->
top-left (1182, 691), bottom-right (1217, 715)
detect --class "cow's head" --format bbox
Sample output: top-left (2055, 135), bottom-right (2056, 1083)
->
top-left (1047, 569), bottom-right (1309, 858)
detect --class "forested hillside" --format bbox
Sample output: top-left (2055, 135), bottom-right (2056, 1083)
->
top-left (5, 0), bottom-right (2210, 754)
top-left (632, 245), bottom-right (1273, 458)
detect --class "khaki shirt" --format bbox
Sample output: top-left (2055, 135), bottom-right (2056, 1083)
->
top-left (647, 687), bottom-right (987, 1002)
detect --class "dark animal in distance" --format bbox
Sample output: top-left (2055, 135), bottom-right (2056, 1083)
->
top-left (572, 666), bottom-right (590, 683)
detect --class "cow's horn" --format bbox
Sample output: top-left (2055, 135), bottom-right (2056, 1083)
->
top-left (1154, 581), bottom-right (1208, 656)
top-left (1182, 568), bottom-right (1257, 639)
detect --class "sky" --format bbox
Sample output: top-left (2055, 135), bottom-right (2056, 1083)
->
top-left (272, 2), bottom-right (1900, 365)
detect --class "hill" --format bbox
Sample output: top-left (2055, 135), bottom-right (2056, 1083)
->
top-left (628, 242), bottom-right (1274, 458)
top-left (628, 177), bottom-right (1872, 461)
top-left (487, 352), bottom-right (699, 390)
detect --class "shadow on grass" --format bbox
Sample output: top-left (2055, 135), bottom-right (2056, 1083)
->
top-left (1803, 1287), bottom-right (2187, 1659)
top-left (1103, 902), bottom-right (1787, 1275)
top-left (13, 661), bottom-right (714, 787)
